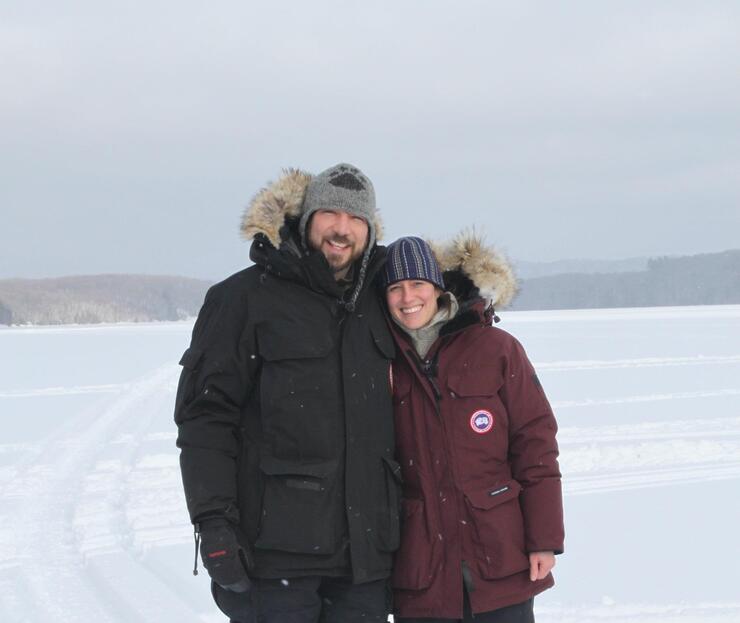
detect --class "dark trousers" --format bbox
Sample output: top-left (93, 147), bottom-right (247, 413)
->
top-left (214, 576), bottom-right (389, 623)
top-left (397, 597), bottom-right (534, 623)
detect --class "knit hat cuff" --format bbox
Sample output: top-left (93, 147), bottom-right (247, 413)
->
top-left (381, 236), bottom-right (445, 290)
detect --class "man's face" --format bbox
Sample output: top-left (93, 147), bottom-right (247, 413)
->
top-left (307, 209), bottom-right (369, 279)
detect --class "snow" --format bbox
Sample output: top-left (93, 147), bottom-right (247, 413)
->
top-left (1, 305), bottom-right (739, 621)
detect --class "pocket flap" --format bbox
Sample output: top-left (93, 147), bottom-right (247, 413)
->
top-left (464, 480), bottom-right (522, 510)
top-left (179, 347), bottom-right (204, 369)
top-left (259, 456), bottom-right (338, 478)
top-left (258, 329), bottom-right (333, 361)
top-left (447, 367), bottom-right (501, 397)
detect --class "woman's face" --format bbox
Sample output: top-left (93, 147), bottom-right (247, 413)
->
top-left (386, 280), bottom-right (441, 330)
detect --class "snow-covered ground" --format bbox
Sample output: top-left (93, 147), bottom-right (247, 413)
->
top-left (1, 305), bottom-right (738, 622)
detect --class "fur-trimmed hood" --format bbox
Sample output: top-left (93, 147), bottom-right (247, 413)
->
top-left (240, 168), bottom-right (384, 249)
top-left (430, 230), bottom-right (517, 309)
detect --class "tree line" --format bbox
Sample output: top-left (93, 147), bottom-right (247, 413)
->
top-left (0, 275), bottom-right (210, 325)
top-left (510, 249), bottom-right (740, 310)
top-left (1, 250), bottom-right (738, 324)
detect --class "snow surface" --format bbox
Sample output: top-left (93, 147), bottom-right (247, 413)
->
top-left (1, 306), bottom-right (738, 622)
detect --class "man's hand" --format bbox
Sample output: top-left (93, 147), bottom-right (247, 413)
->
top-left (198, 518), bottom-right (251, 592)
top-left (529, 551), bottom-right (555, 582)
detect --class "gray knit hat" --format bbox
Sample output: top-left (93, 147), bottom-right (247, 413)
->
top-left (299, 163), bottom-right (377, 251)
top-left (381, 236), bottom-right (445, 290)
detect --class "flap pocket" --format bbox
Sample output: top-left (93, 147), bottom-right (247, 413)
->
top-left (255, 456), bottom-right (340, 554)
top-left (258, 328), bottom-right (333, 361)
top-left (447, 367), bottom-right (502, 397)
top-left (463, 479), bottom-right (528, 579)
top-left (179, 347), bottom-right (204, 369)
top-left (259, 456), bottom-right (337, 479)
top-left (464, 480), bottom-right (522, 510)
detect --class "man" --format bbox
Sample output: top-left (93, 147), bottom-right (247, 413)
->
top-left (174, 164), bottom-right (400, 623)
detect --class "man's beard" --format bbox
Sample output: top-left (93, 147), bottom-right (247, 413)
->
top-left (322, 235), bottom-right (363, 274)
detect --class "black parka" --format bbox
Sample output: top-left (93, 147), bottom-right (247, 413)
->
top-left (174, 171), bottom-right (400, 582)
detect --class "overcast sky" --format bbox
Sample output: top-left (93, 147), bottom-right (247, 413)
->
top-left (2, 1), bottom-right (739, 281)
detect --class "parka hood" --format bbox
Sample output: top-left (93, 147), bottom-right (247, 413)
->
top-left (239, 167), bottom-right (386, 312)
top-left (240, 168), bottom-right (384, 249)
top-left (430, 230), bottom-right (517, 309)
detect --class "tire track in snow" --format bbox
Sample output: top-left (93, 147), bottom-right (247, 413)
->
top-left (538, 600), bottom-right (740, 622)
top-left (552, 388), bottom-right (740, 409)
top-left (564, 461), bottom-right (740, 496)
top-left (559, 416), bottom-right (740, 443)
top-left (560, 417), bottom-right (740, 496)
top-left (535, 354), bottom-right (740, 372)
top-left (69, 369), bottom-right (209, 621)
top-left (0, 384), bottom-right (127, 398)
top-left (0, 364), bottom-right (198, 622)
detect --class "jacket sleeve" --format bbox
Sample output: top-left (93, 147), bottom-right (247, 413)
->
top-left (499, 337), bottom-right (564, 555)
top-left (174, 281), bottom-right (257, 524)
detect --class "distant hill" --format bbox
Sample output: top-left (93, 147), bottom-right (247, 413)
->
top-left (2, 249), bottom-right (738, 324)
top-left (510, 249), bottom-right (740, 310)
top-left (0, 275), bottom-right (211, 325)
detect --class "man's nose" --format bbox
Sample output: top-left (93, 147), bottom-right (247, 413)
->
top-left (332, 212), bottom-right (352, 235)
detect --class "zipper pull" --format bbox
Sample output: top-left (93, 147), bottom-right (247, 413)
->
top-left (488, 485), bottom-right (510, 497)
top-left (192, 523), bottom-right (201, 576)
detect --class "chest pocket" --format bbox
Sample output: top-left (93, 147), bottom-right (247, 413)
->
top-left (174, 347), bottom-right (204, 422)
top-left (256, 323), bottom-right (337, 455)
top-left (445, 366), bottom-right (509, 444)
top-left (446, 365), bottom-right (503, 399)
top-left (258, 323), bottom-right (333, 361)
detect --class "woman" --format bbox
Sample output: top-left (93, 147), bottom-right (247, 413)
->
top-left (381, 235), bottom-right (564, 623)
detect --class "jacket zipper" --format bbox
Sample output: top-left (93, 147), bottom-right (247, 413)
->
top-left (489, 485), bottom-right (509, 497)
top-left (410, 343), bottom-right (479, 596)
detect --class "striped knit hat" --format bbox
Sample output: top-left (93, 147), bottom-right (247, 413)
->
top-left (381, 236), bottom-right (445, 290)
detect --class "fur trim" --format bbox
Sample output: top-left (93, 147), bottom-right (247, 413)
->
top-left (240, 167), bottom-right (384, 248)
top-left (430, 229), bottom-right (517, 308)
top-left (240, 168), bottom-right (313, 247)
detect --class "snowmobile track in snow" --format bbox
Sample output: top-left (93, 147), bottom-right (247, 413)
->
top-left (0, 364), bottom-right (201, 622)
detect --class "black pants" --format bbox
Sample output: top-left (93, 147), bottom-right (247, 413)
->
top-left (397, 597), bottom-right (534, 623)
top-left (213, 576), bottom-right (389, 623)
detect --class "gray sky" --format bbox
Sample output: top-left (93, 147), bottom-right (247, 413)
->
top-left (2, 1), bottom-right (739, 281)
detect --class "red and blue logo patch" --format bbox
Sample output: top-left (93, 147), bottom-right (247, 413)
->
top-left (470, 409), bottom-right (494, 434)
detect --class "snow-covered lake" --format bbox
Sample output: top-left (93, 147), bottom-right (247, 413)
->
top-left (1, 305), bottom-right (739, 622)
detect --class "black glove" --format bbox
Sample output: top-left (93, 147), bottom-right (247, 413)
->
top-left (198, 517), bottom-right (252, 593)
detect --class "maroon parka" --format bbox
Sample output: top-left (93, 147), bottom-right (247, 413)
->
top-left (389, 301), bottom-right (564, 619)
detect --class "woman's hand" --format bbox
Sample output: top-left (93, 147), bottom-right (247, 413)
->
top-left (529, 551), bottom-right (555, 581)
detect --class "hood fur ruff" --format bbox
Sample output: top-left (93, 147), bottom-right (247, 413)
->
top-left (430, 230), bottom-right (517, 309)
top-left (240, 168), bottom-right (384, 248)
